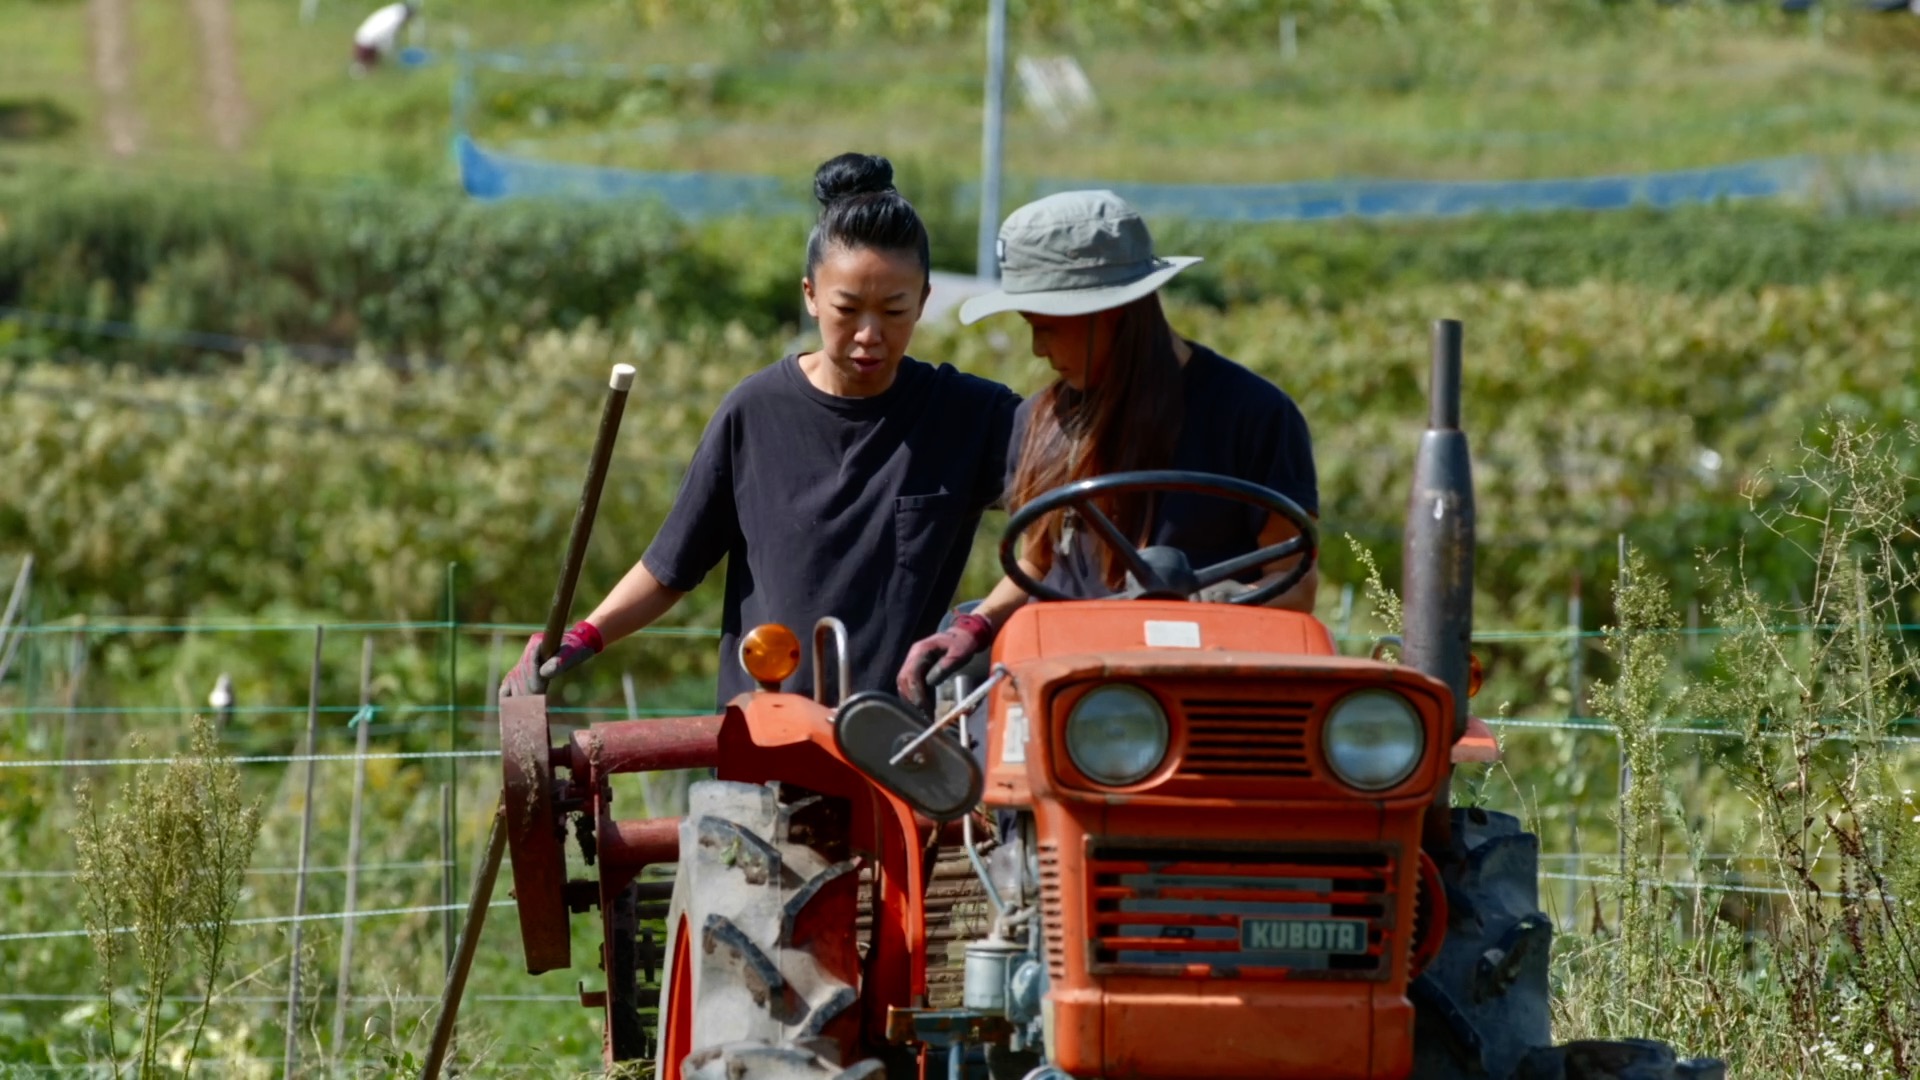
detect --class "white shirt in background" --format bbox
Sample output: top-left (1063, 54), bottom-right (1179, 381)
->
top-left (353, 2), bottom-right (413, 54)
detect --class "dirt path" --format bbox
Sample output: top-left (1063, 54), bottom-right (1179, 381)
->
top-left (86, 0), bottom-right (138, 156)
top-left (186, 0), bottom-right (250, 152)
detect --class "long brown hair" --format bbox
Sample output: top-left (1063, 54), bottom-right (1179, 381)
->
top-left (1009, 292), bottom-right (1185, 589)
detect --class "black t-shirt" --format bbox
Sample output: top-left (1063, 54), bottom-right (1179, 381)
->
top-left (1008, 343), bottom-right (1318, 599)
top-left (644, 355), bottom-right (1020, 707)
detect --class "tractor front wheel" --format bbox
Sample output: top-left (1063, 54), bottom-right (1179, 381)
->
top-left (653, 780), bottom-right (880, 1080)
top-left (1411, 808), bottom-right (1723, 1080)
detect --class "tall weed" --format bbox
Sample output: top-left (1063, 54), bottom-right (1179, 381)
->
top-left (1558, 420), bottom-right (1920, 1077)
top-left (72, 717), bottom-right (262, 1077)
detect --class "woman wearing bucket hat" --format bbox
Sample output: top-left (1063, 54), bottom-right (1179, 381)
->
top-left (501, 152), bottom-right (1020, 709)
top-left (897, 189), bottom-right (1318, 706)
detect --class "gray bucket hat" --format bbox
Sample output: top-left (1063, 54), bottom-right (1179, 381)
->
top-left (957, 190), bottom-right (1201, 325)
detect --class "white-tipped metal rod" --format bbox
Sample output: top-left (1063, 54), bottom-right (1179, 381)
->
top-left (530, 362), bottom-right (636, 694)
top-left (419, 798), bottom-right (508, 1080)
top-left (889, 666), bottom-right (1008, 766)
top-left (422, 363), bottom-right (635, 1076)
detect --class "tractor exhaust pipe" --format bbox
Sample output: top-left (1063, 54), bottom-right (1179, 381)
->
top-left (1402, 319), bottom-right (1474, 742)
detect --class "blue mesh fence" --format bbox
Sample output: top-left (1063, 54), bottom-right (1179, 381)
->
top-left (456, 135), bottom-right (803, 213)
top-left (450, 44), bottom-right (1919, 220)
top-left (1028, 157), bottom-right (1814, 221)
top-left (457, 137), bottom-right (1918, 221)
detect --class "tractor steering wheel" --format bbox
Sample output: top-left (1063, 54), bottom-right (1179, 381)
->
top-left (1000, 470), bottom-right (1319, 606)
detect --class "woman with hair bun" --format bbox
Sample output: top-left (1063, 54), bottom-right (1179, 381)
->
top-left (502, 152), bottom-right (1020, 707)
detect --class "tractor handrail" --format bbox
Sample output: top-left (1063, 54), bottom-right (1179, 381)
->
top-left (813, 616), bottom-right (852, 708)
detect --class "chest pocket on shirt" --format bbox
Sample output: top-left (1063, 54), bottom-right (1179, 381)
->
top-left (893, 493), bottom-right (959, 571)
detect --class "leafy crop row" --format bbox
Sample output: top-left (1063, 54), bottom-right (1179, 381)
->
top-left (6, 280), bottom-right (1916, 701)
top-left (9, 172), bottom-right (1920, 371)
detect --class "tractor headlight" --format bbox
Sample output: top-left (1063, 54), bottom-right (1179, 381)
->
top-left (1064, 684), bottom-right (1169, 786)
top-left (1322, 690), bottom-right (1424, 791)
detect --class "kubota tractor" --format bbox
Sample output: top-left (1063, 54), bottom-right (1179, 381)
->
top-left (498, 322), bottom-right (1722, 1080)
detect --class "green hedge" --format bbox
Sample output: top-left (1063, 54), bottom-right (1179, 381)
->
top-left (6, 169), bottom-right (1920, 372)
top-left (0, 172), bottom-right (803, 365)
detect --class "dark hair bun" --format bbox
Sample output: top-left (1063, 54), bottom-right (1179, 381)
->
top-left (813, 152), bottom-right (895, 207)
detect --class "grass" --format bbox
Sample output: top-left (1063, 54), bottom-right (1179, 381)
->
top-left (459, 13), bottom-right (1920, 184)
top-left (7, 1), bottom-right (1920, 193)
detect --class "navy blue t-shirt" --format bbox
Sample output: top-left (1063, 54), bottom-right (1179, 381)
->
top-left (1008, 343), bottom-right (1317, 599)
top-left (644, 355), bottom-right (1020, 707)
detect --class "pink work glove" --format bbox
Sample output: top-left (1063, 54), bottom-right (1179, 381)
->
top-left (500, 620), bottom-right (604, 698)
top-left (896, 612), bottom-right (993, 709)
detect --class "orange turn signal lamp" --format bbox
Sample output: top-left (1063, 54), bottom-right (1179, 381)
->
top-left (740, 623), bottom-right (801, 689)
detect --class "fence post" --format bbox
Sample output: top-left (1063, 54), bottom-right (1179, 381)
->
top-left (1280, 13), bottom-right (1298, 60)
top-left (484, 631), bottom-right (503, 749)
top-left (62, 620), bottom-right (88, 762)
top-left (332, 635), bottom-right (375, 1060)
top-left (1337, 583), bottom-right (1355, 648)
top-left (285, 625), bottom-right (325, 1079)
top-left (444, 563), bottom-right (459, 908)
top-left (1568, 572), bottom-right (1584, 717)
top-left (1565, 820), bottom-right (1582, 933)
top-left (0, 554), bottom-right (33, 687)
top-left (1615, 535), bottom-right (1631, 930)
top-left (441, 783), bottom-right (455, 975)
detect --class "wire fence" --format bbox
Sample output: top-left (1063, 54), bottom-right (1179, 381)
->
top-left (1, 608), bottom-right (1915, 1071)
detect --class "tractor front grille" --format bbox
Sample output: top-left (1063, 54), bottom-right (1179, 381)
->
top-left (1173, 696), bottom-right (1315, 781)
top-left (1084, 843), bottom-right (1395, 981)
top-left (1037, 842), bottom-right (1066, 981)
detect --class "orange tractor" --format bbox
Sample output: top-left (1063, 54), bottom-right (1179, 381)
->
top-left (494, 322), bottom-right (1720, 1080)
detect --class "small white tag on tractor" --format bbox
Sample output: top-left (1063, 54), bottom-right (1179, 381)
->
top-left (1145, 621), bottom-right (1202, 648)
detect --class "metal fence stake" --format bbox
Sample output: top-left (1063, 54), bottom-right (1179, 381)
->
top-left (285, 625), bottom-right (325, 1079)
top-left (1568, 573), bottom-right (1584, 717)
top-left (1615, 535), bottom-right (1631, 933)
top-left (440, 784), bottom-right (455, 974)
top-left (62, 621), bottom-right (88, 762)
top-left (331, 635), bottom-right (375, 1059)
top-left (0, 554), bottom-right (34, 686)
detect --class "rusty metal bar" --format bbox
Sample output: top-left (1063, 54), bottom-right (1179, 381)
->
top-left (420, 799), bottom-right (509, 1080)
top-left (565, 715), bottom-right (723, 777)
top-left (599, 817), bottom-right (681, 871)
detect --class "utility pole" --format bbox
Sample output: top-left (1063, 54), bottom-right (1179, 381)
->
top-left (977, 0), bottom-right (1008, 280)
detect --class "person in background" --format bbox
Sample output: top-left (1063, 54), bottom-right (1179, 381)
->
top-left (898, 189), bottom-right (1319, 706)
top-left (350, 0), bottom-right (418, 77)
top-left (503, 153), bottom-right (1021, 709)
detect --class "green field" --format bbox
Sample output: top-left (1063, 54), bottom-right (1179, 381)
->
top-left (7, 0), bottom-right (1920, 190)
top-left (3, 0), bottom-right (1920, 1075)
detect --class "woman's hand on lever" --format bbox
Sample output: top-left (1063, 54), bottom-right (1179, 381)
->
top-left (499, 561), bottom-right (686, 698)
top-left (895, 564), bottom-right (1036, 709)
